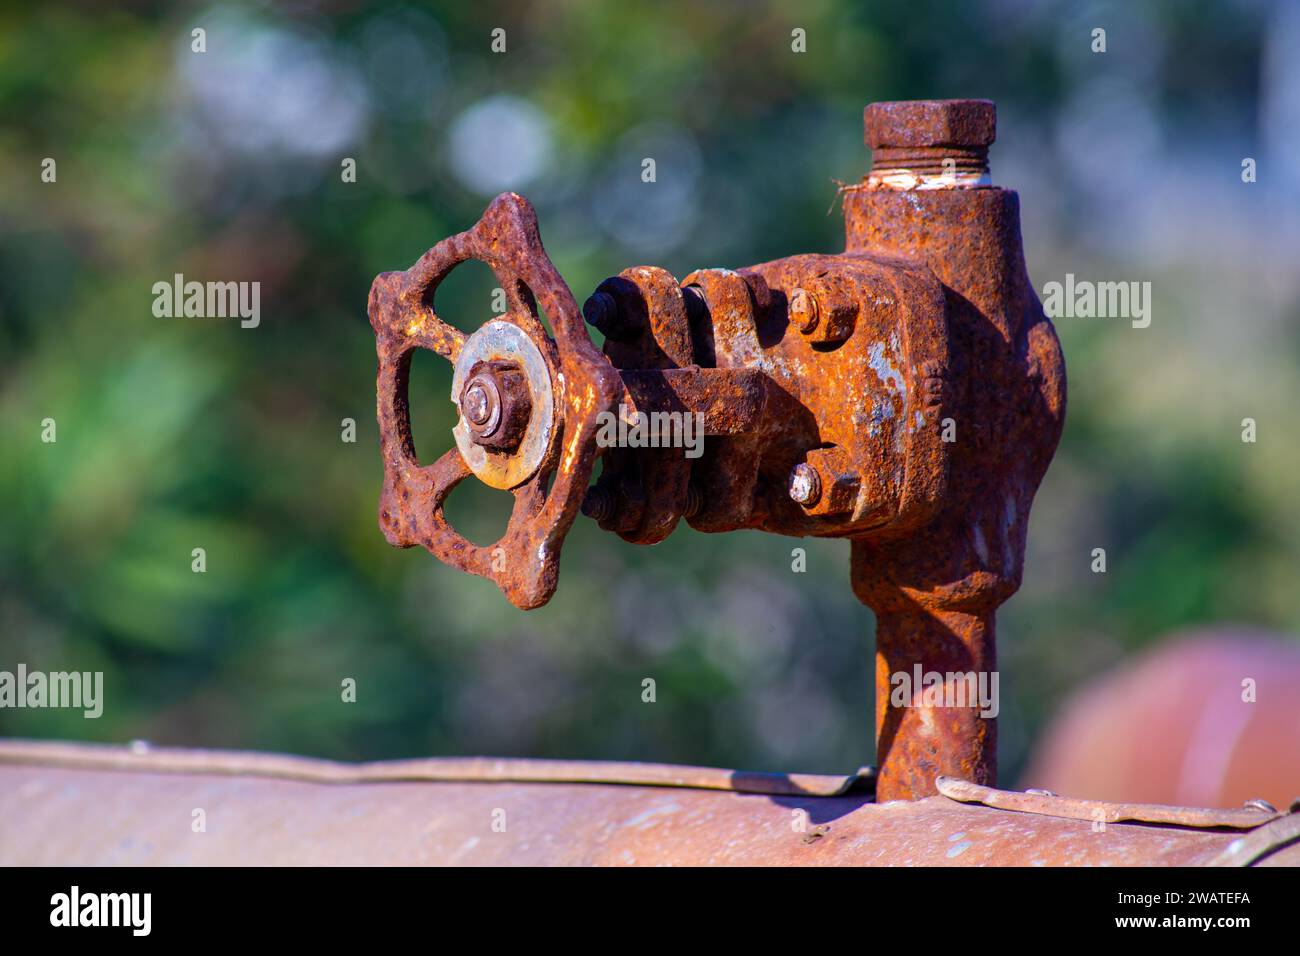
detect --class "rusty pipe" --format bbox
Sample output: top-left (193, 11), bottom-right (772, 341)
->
top-left (848, 101), bottom-right (1065, 800)
top-left (872, 606), bottom-right (996, 797)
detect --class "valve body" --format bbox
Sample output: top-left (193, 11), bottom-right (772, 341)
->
top-left (371, 99), bottom-right (1066, 801)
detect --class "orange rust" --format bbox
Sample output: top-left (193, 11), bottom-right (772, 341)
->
top-left (368, 192), bottom-right (620, 610)
top-left (369, 101), bottom-right (1066, 802)
top-left (6, 740), bottom-right (1294, 866)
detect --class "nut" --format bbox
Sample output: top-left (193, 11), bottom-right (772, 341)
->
top-left (788, 463), bottom-right (822, 507)
top-left (799, 448), bottom-right (864, 517)
top-left (581, 485), bottom-right (617, 523)
top-left (790, 287), bottom-right (820, 335)
top-left (461, 359), bottom-right (531, 451)
top-left (583, 290), bottom-right (642, 342)
top-left (864, 99), bottom-right (996, 150)
top-left (792, 280), bottom-right (857, 346)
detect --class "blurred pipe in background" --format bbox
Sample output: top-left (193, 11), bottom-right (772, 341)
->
top-left (1022, 629), bottom-right (1300, 809)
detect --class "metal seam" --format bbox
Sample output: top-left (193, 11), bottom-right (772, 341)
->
top-left (0, 739), bottom-right (874, 798)
top-left (937, 776), bottom-right (1285, 831)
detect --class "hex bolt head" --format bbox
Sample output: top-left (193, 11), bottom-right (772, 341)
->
top-left (463, 382), bottom-right (494, 426)
top-left (790, 288), bottom-right (820, 335)
top-left (462, 360), bottom-right (531, 451)
top-left (864, 99), bottom-right (996, 150)
top-left (788, 463), bottom-right (822, 507)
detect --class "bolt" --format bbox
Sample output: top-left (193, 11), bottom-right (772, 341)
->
top-left (583, 290), bottom-right (616, 329)
top-left (790, 288), bottom-right (820, 335)
top-left (583, 290), bottom-right (641, 342)
top-left (461, 360), bottom-right (530, 451)
top-left (586, 481), bottom-right (703, 525)
top-left (582, 485), bottom-right (616, 523)
top-left (864, 99), bottom-right (996, 150)
top-left (864, 100), bottom-right (996, 186)
top-left (788, 463), bottom-right (821, 507)
top-left (461, 373), bottom-right (502, 437)
top-left (463, 381), bottom-right (493, 426)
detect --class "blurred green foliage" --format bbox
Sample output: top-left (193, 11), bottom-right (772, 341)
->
top-left (2, 0), bottom-right (1297, 781)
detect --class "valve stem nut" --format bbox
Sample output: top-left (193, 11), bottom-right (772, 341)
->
top-left (788, 462), bottom-right (822, 507)
top-left (462, 359), bottom-right (531, 450)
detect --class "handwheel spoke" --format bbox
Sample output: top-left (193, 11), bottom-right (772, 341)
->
top-left (426, 445), bottom-right (473, 502)
top-left (490, 271), bottom-right (550, 345)
top-left (401, 302), bottom-right (467, 361)
top-left (509, 309), bottom-right (549, 345)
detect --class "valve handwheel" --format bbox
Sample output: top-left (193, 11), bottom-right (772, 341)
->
top-left (367, 192), bottom-right (620, 609)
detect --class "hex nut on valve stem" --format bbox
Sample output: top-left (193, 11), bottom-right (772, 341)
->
top-left (461, 360), bottom-right (531, 451)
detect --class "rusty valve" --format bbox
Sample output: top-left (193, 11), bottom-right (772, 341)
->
top-left (367, 192), bottom-right (619, 610)
top-left (369, 100), bottom-right (1066, 802)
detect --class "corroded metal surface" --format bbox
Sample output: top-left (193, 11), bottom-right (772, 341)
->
top-left (587, 267), bottom-right (696, 544)
top-left (368, 192), bottom-right (619, 610)
top-left (865, 99), bottom-right (996, 188)
top-left (5, 740), bottom-right (1292, 867)
top-left (370, 102), bottom-right (1067, 802)
top-left (0, 739), bottom-right (869, 796)
top-left (846, 102), bottom-right (1065, 799)
top-left (938, 776), bottom-right (1286, 829)
top-left (1205, 812), bottom-right (1300, 867)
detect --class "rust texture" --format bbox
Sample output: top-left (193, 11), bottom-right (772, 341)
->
top-left (847, 101), bottom-right (1065, 799)
top-left (6, 741), bottom-right (1297, 867)
top-left (368, 192), bottom-right (619, 610)
top-left (936, 776), bottom-right (1287, 830)
top-left (865, 98), bottom-right (995, 183)
top-left (0, 739), bottom-right (869, 797)
top-left (369, 101), bottom-right (1066, 802)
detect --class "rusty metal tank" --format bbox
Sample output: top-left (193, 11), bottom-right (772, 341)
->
top-left (1, 739), bottom-right (1296, 866)
top-left (1024, 631), bottom-right (1300, 811)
